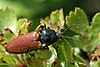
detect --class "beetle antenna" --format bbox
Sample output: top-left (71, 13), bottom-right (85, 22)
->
top-left (62, 36), bottom-right (79, 40)
top-left (56, 24), bottom-right (79, 39)
top-left (62, 24), bottom-right (79, 34)
top-left (62, 36), bottom-right (75, 40)
top-left (62, 36), bottom-right (73, 39)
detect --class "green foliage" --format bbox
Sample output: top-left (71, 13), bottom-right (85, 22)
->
top-left (66, 7), bottom-right (89, 34)
top-left (88, 13), bottom-right (100, 53)
top-left (0, 7), bottom-right (100, 67)
top-left (0, 7), bottom-right (17, 32)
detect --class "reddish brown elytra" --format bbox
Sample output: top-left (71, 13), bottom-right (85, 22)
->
top-left (6, 32), bottom-right (42, 54)
top-left (6, 22), bottom-right (79, 54)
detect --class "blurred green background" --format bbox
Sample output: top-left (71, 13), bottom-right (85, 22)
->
top-left (0, 0), bottom-right (100, 31)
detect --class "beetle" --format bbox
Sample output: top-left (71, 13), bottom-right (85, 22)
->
top-left (5, 22), bottom-right (78, 54)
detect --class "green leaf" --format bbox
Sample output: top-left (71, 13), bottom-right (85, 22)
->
top-left (41, 9), bottom-right (65, 31)
top-left (2, 54), bottom-right (16, 65)
top-left (88, 13), bottom-right (100, 52)
top-left (0, 45), bottom-right (5, 53)
top-left (90, 61), bottom-right (100, 67)
top-left (21, 53), bottom-right (32, 63)
top-left (61, 61), bottom-right (75, 67)
top-left (74, 62), bottom-right (79, 67)
top-left (14, 18), bottom-right (31, 36)
top-left (66, 7), bottom-right (89, 34)
top-left (3, 28), bottom-right (15, 43)
top-left (63, 40), bottom-right (73, 61)
top-left (0, 7), bottom-right (17, 32)
top-left (73, 35), bottom-right (88, 51)
top-left (0, 64), bottom-right (16, 67)
top-left (0, 54), bottom-right (3, 63)
top-left (40, 17), bottom-right (50, 28)
top-left (58, 39), bottom-right (73, 62)
top-left (18, 20), bottom-right (31, 35)
top-left (50, 9), bottom-right (64, 27)
top-left (30, 50), bottom-right (51, 60)
top-left (46, 45), bottom-right (57, 66)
